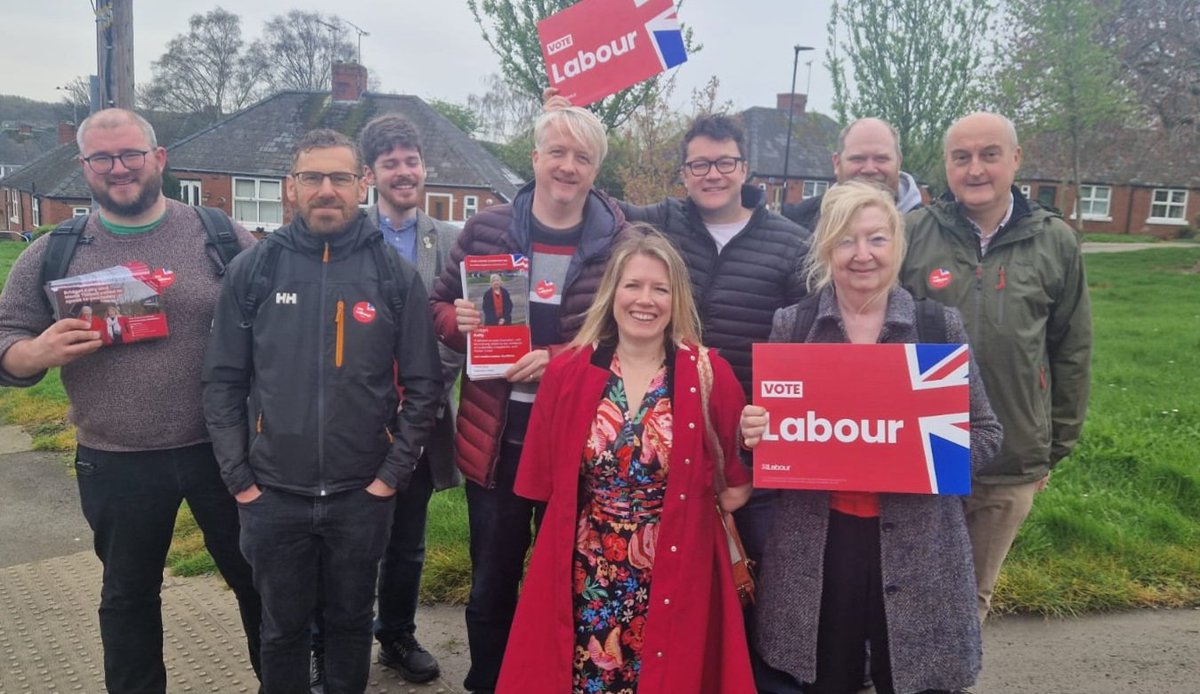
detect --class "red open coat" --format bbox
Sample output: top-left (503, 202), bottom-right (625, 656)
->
top-left (497, 343), bottom-right (755, 694)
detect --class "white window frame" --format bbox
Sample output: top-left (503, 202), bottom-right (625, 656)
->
top-left (232, 177), bottom-right (283, 231)
top-left (1073, 184), bottom-right (1112, 222)
top-left (7, 189), bottom-right (20, 225)
top-left (72, 206), bottom-right (90, 217)
top-left (1148, 188), bottom-right (1188, 225)
top-left (178, 180), bottom-right (202, 206)
top-left (463, 195), bottom-right (479, 220)
top-left (31, 197), bottom-right (40, 227)
top-left (1019, 184), bottom-right (1032, 198)
top-left (802, 180), bottom-right (829, 199)
top-left (426, 192), bottom-right (453, 222)
top-left (360, 185), bottom-right (378, 210)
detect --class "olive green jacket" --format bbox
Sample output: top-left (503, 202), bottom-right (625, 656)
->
top-left (900, 188), bottom-right (1092, 484)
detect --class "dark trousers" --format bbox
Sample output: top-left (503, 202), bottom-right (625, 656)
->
top-left (74, 443), bottom-right (262, 694)
top-left (375, 458), bottom-right (434, 643)
top-left (462, 442), bottom-right (545, 693)
top-left (238, 486), bottom-right (394, 694)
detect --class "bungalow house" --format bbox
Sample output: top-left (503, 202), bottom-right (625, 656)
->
top-left (1017, 127), bottom-right (1200, 237)
top-left (0, 123), bottom-right (87, 232)
top-left (741, 93), bottom-right (841, 210)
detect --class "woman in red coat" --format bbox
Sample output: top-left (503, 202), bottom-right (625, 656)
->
top-left (497, 228), bottom-right (756, 693)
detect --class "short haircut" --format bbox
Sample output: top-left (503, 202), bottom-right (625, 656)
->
top-left (680, 114), bottom-right (746, 163)
top-left (76, 108), bottom-right (157, 152)
top-left (805, 180), bottom-right (906, 306)
top-left (292, 129), bottom-right (361, 170)
top-left (943, 112), bottom-right (1020, 153)
top-left (571, 224), bottom-right (701, 350)
top-left (533, 107), bottom-right (608, 168)
top-left (359, 114), bottom-right (423, 169)
top-left (837, 118), bottom-right (902, 158)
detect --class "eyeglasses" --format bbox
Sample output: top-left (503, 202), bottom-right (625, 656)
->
top-left (291, 171), bottom-right (361, 188)
top-left (81, 150), bottom-right (150, 174)
top-left (682, 156), bottom-right (745, 176)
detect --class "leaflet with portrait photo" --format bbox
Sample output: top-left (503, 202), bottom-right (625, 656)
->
top-left (461, 254), bottom-right (532, 380)
top-left (44, 262), bottom-right (175, 345)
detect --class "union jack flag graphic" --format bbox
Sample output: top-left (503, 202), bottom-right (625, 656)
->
top-left (511, 254), bottom-right (530, 271)
top-left (906, 344), bottom-right (971, 494)
top-left (641, 3), bottom-right (687, 71)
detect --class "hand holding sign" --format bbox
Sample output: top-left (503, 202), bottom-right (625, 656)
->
top-left (537, 0), bottom-right (688, 107)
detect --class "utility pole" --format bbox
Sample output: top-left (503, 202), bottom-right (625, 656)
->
top-left (95, 0), bottom-right (135, 109)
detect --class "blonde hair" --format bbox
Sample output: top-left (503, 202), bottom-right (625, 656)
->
top-left (571, 225), bottom-right (701, 350)
top-left (534, 106), bottom-right (608, 168)
top-left (805, 180), bottom-right (906, 305)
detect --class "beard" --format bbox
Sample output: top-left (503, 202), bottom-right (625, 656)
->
top-left (91, 172), bottom-right (164, 218)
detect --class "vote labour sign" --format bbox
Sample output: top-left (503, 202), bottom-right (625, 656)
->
top-left (752, 343), bottom-right (972, 495)
top-left (537, 0), bottom-right (688, 107)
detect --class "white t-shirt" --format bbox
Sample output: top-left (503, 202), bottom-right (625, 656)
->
top-left (705, 220), bottom-right (748, 252)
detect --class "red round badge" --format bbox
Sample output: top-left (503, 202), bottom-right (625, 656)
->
top-left (535, 279), bottom-right (556, 300)
top-left (352, 302), bottom-right (377, 323)
top-left (928, 268), bottom-right (953, 290)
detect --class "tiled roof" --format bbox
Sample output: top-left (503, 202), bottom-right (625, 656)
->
top-left (168, 91), bottom-right (522, 200)
top-left (1019, 127), bottom-right (1200, 189)
top-left (0, 141), bottom-right (89, 199)
top-left (741, 106), bottom-right (840, 180)
top-left (0, 126), bottom-right (61, 169)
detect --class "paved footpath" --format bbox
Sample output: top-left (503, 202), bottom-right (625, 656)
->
top-left (1, 427), bottom-right (1197, 693)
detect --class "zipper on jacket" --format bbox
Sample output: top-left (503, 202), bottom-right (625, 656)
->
top-left (335, 298), bottom-right (345, 368)
top-left (972, 264), bottom-right (984, 344)
top-left (317, 242), bottom-right (331, 496)
top-left (256, 412), bottom-right (263, 434)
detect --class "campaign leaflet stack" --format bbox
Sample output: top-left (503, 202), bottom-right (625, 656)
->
top-left (461, 254), bottom-right (532, 380)
top-left (44, 262), bottom-right (176, 346)
top-left (751, 343), bottom-right (972, 495)
top-left (537, 0), bottom-right (688, 107)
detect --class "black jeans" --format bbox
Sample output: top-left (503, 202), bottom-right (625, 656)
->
top-left (74, 443), bottom-right (262, 694)
top-left (238, 486), bottom-right (394, 694)
top-left (462, 442), bottom-right (545, 693)
top-left (374, 457), bottom-right (434, 644)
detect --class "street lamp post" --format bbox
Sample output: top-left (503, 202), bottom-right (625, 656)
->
top-left (781, 45), bottom-right (814, 209)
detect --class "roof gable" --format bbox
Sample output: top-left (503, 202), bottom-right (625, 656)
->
top-left (741, 106), bottom-right (840, 180)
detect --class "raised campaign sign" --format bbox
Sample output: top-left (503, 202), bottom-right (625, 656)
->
top-left (752, 343), bottom-right (972, 495)
top-left (537, 0), bottom-right (688, 107)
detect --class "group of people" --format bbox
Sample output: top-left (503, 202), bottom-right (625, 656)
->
top-left (0, 90), bottom-right (1091, 694)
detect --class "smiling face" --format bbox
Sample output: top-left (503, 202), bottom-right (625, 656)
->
top-left (681, 135), bottom-right (749, 224)
top-left (79, 120), bottom-right (166, 220)
top-left (613, 253), bottom-right (673, 349)
top-left (834, 119), bottom-right (901, 194)
top-left (831, 205), bottom-right (898, 307)
top-left (531, 123), bottom-right (598, 213)
top-left (945, 113), bottom-right (1022, 224)
top-left (287, 145), bottom-right (367, 235)
top-left (364, 145), bottom-right (426, 219)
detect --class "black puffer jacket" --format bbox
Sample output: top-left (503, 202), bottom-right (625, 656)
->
top-left (620, 191), bottom-right (811, 396)
top-left (203, 213), bottom-right (442, 497)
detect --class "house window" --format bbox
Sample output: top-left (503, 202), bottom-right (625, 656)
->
top-left (233, 177), bottom-right (283, 230)
top-left (1149, 188), bottom-right (1188, 223)
top-left (1076, 185), bottom-right (1112, 220)
top-left (1019, 184), bottom-right (1031, 198)
top-left (361, 185), bottom-right (377, 209)
top-left (426, 193), bottom-right (452, 221)
top-left (464, 195), bottom-right (479, 220)
top-left (803, 180), bottom-right (829, 199)
top-left (1037, 185), bottom-right (1057, 209)
top-left (73, 207), bottom-right (90, 217)
top-left (31, 197), bottom-right (39, 227)
top-left (178, 180), bottom-right (202, 206)
top-left (7, 189), bottom-right (19, 225)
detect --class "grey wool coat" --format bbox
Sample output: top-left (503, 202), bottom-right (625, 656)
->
top-left (753, 286), bottom-right (1003, 694)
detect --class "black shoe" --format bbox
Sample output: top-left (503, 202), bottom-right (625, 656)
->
top-left (309, 649), bottom-right (325, 693)
top-left (378, 633), bottom-right (440, 683)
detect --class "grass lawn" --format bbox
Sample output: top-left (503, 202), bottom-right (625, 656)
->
top-left (1, 240), bottom-right (1197, 613)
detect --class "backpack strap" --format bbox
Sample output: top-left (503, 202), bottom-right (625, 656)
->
top-left (239, 236), bottom-right (284, 325)
top-left (913, 297), bottom-right (949, 344)
top-left (789, 293), bottom-right (822, 342)
top-left (39, 215), bottom-right (92, 311)
top-left (368, 235), bottom-right (406, 318)
top-left (195, 206), bottom-right (243, 276)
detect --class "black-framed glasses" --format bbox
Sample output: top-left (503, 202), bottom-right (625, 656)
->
top-left (291, 171), bottom-right (361, 188)
top-left (81, 150), bottom-right (150, 174)
top-left (682, 156), bottom-right (745, 176)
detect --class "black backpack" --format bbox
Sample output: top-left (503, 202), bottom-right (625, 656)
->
top-left (788, 292), bottom-right (948, 343)
top-left (39, 206), bottom-right (243, 311)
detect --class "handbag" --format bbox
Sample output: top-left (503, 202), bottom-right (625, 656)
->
top-left (696, 346), bottom-right (756, 607)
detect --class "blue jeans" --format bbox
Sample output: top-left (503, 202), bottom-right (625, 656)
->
top-left (374, 457), bottom-right (434, 644)
top-left (74, 443), bottom-right (262, 694)
top-left (462, 442), bottom-right (545, 693)
top-left (238, 486), bottom-right (394, 694)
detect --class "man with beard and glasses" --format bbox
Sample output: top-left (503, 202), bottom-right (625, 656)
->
top-left (204, 128), bottom-right (441, 694)
top-left (0, 108), bottom-right (263, 693)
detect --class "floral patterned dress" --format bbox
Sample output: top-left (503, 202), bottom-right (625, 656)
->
top-left (571, 355), bottom-right (672, 694)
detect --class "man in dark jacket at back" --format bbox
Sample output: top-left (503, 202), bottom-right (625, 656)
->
top-left (203, 129), bottom-right (441, 694)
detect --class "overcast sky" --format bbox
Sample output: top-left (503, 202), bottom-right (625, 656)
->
top-left (6, 0), bottom-right (836, 119)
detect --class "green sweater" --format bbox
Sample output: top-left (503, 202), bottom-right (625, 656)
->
top-left (900, 189), bottom-right (1092, 484)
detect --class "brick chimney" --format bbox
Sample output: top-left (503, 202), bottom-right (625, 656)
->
top-left (18, 124), bottom-right (33, 136)
top-left (332, 62), bottom-right (368, 102)
top-left (777, 93), bottom-right (807, 115)
top-left (57, 122), bottom-right (77, 145)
